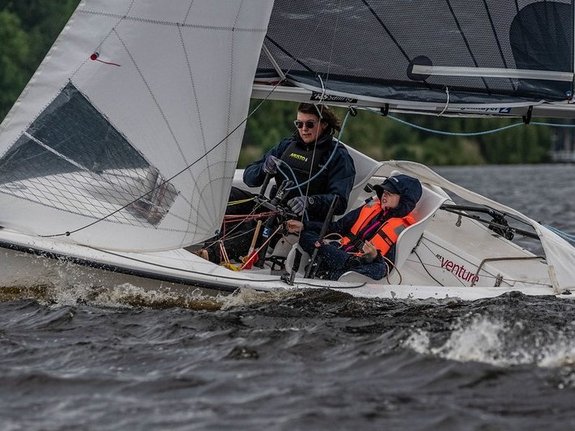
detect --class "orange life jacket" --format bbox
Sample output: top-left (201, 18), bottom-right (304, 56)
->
top-left (340, 199), bottom-right (416, 256)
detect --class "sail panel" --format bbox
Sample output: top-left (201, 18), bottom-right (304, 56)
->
top-left (0, 0), bottom-right (274, 251)
top-left (259, 0), bottom-right (574, 105)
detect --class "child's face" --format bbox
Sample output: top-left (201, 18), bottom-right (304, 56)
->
top-left (380, 190), bottom-right (400, 211)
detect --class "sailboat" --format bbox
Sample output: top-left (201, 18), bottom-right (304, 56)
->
top-left (1, 0), bottom-right (575, 301)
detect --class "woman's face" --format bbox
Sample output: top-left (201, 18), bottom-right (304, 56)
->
top-left (380, 190), bottom-right (400, 211)
top-left (295, 112), bottom-right (327, 144)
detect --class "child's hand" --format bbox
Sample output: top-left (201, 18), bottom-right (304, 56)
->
top-left (361, 241), bottom-right (378, 262)
top-left (285, 219), bottom-right (303, 234)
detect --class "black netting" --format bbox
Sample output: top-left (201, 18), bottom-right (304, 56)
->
top-left (257, 0), bottom-right (574, 103)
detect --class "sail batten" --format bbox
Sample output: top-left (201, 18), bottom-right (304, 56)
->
top-left (411, 66), bottom-right (574, 82)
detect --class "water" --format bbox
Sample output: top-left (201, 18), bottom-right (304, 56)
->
top-left (2, 164), bottom-right (575, 430)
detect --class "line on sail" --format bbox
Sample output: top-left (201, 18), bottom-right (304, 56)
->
top-left (445, 0), bottom-right (490, 92)
top-left (482, 0), bottom-right (516, 91)
top-left (23, 132), bottom-right (90, 172)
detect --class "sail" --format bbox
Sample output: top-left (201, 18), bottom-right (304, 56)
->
top-left (0, 0), bottom-right (274, 251)
top-left (257, 0), bottom-right (574, 114)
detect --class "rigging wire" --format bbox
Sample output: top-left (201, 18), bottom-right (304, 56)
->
top-left (375, 112), bottom-right (575, 138)
top-left (413, 249), bottom-right (445, 287)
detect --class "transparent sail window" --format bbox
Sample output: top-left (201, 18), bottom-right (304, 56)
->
top-left (0, 82), bottom-right (178, 227)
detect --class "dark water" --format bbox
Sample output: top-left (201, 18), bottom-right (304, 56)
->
top-left (2, 164), bottom-right (575, 430)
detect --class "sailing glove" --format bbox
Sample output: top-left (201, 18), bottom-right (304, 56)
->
top-left (287, 196), bottom-right (308, 216)
top-left (263, 155), bottom-right (280, 174)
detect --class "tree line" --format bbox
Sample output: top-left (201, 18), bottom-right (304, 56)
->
top-left (0, 0), bottom-right (79, 119)
top-left (0, 1), bottom-right (554, 166)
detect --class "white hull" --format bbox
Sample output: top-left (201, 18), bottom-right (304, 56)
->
top-left (1, 164), bottom-right (571, 302)
top-left (0, 229), bottom-right (565, 302)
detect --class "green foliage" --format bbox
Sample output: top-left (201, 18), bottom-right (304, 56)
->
top-left (19, 0), bottom-right (80, 63)
top-left (243, 100), bottom-right (294, 151)
top-left (0, 10), bottom-right (30, 119)
top-left (0, 0), bottom-right (79, 119)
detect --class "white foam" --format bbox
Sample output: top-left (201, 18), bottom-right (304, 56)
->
top-left (403, 315), bottom-right (575, 369)
top-left (219, 288), bottom-right (302, 310)
top-left (403, 330), bottom-right (431, 354)
top-left (433, 316), bottom-right (507, 365)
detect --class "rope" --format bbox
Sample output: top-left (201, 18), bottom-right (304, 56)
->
top-left (383, 254), bottom-right (401, 284)
top-left (371, 109), bottom-right (575, 138)
top-left (438, 86), bottom-right (450, 116)
top-left (386, 114), bottom-right (524, 136)
top-left (531, 121), bottom-right (575, 128)
top-left (223, 211), bottom-right (276, 224)
top-left (227, 197), bottom-right (256, 207)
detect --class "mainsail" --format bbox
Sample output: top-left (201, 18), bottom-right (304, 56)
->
top-left (0, 0), bottom-right (274, 251)
top-left (256, 0), bottom-right (574, 116)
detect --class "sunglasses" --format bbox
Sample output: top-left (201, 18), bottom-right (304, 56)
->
top-left (294, 120), bottom-right (318, 129)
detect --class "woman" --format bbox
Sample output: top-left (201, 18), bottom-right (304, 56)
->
top-left (196, 103), bottom-right (356, 264)
top-left (243, 103), bottom-right (356, 221)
